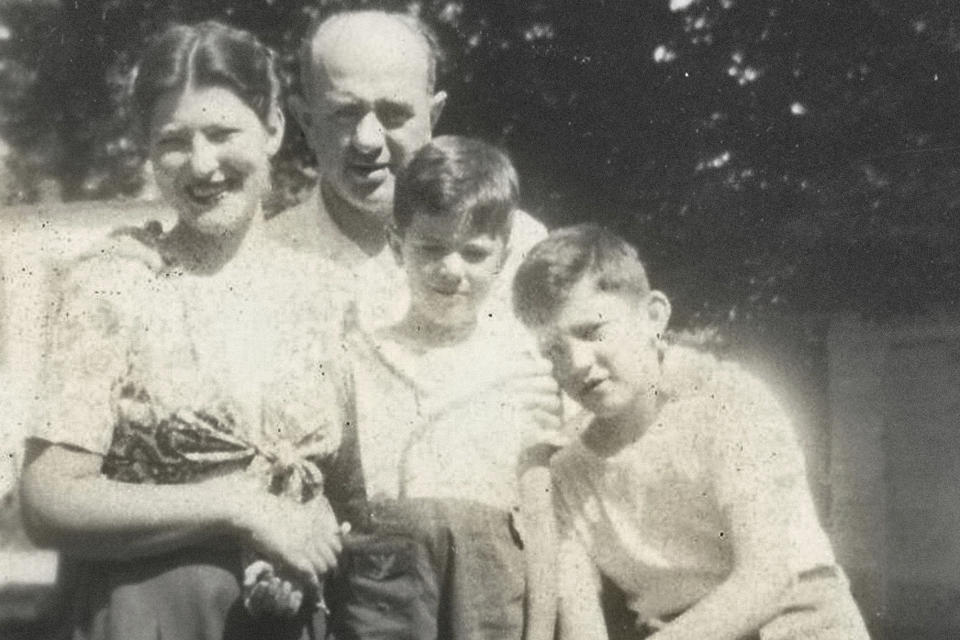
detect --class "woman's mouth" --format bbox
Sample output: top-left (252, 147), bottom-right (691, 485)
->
top-left (185, 178), bottom-right (238, 207)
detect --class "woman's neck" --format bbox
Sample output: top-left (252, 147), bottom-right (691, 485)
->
top-left (166, 214), bottom-right (262, 275)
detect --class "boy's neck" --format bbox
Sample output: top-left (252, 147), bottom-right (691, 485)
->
top-left (582, 396), bottom-right (659, 457)
top-left (393, 309), bottom-right (478, 349)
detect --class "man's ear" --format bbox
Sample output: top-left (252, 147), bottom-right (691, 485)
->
top-left (644, 291), bottom-right (672, 334)
top-left (387, 225), bottom-right (405, 266)
top-left (288, 93), bottom-right (313, 138)
top-left (264, 107), bottom-right (286, 157)
top-left (429, 90), bottom-right (447, 130)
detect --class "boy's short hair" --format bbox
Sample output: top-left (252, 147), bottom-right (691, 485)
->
top-left (393, 135), bottom-right (518, 239)
top-left (513, 224), bottom-right (652, 327)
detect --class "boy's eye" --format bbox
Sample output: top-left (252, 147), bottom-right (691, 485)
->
top-left (417, 244), bottom-right (448, 258)
top-left (539, 337), bottom-right (567, 363)
top-left (575, 323), bottom-right (606, 341)
top-left (461, 246), bottom-right (492, 263)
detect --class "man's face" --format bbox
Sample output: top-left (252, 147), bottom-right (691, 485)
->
top-left (297, 13), bottom-right (446, 221)
top-left (535, 278), bottom-right (670, 420)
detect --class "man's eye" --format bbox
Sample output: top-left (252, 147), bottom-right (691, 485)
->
top-left (332, 104), bottom-right (365, 121)
top-left (377, 104), bottom-right (412, 129)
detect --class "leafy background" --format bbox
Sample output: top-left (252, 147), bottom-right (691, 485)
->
top-left (2, 0), bottom-right (959, 328)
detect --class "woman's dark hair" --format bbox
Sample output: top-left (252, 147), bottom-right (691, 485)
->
top-left (133, 21), bottom-right (280, 128)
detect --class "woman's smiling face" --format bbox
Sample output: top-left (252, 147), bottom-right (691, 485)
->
top-left (149, 84), bottom-right (280, 236)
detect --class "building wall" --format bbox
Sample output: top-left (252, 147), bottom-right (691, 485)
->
top-left (829, 315), bottom-right (960, 639)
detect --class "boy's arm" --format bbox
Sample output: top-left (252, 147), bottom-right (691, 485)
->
top-left (555, 523), bottom-right (608, 640)
top-left (518, 457), bottom-right (557, 640)
top-left (651, 375), bottom-right (809, 640)
top-left (646, 494), bottom-right (792, 640)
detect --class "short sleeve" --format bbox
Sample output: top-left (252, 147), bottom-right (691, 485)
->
top-left (34, 258), bottom-right (139, 455)
top-left (708, 369), bottom-right (810, 512)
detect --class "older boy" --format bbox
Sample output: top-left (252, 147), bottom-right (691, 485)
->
top-left (329, 136), bottom-right (562, 640)
top-left (512, 224), bottom-right (870, 640)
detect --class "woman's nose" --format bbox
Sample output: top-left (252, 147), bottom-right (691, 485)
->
top-left (351, 111), bottom-right (385, 155)
top-left (189, 135), bottom-right (218, 176)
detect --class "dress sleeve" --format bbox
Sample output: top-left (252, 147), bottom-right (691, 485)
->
top-left (34, 258), bottom-right (137, 456)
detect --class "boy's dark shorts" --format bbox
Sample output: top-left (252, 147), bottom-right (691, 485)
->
top-left (325, 498), bottom-right (525, 640)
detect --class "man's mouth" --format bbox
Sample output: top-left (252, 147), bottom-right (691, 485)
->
top-left (347, 163), bottom-right (390, 182)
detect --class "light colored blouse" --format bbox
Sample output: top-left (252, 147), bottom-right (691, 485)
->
top-left (34, 224), bottom-right (349, 481)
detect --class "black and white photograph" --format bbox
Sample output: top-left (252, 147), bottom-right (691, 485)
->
top-left (0, 1), bottom-right (956, 639)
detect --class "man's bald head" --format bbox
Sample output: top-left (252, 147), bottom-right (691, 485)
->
top-left (291, 8), bottom-right (448, 219)
top-left (300, 9), bottom-right (442, 100)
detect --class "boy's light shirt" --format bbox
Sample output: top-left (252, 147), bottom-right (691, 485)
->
top-left (551, 346), bottom-right (836, 622)
top-left (266, 187), bottom-right (548, 331)
top-left (347, 316), bottom-right (562, 509)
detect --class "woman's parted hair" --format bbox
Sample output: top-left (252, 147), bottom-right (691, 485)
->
top-left (393, 135), bottom-right (518, 239)
top-left (512, 223), bottom-right (652, 327)
top-left (133, 21), bottom-right (280, 129)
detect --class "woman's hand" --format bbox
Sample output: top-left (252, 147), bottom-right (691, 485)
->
top-left (232, 490), bottom-right (343, 589)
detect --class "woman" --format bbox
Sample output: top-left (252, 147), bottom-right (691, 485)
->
top-left (20, 21), bottom-right (347, 640)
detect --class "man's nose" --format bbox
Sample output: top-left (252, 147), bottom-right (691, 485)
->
top-left (351, 111), bottom-right (385, 155)
top-left (189, 135), bottom-right (218, 176)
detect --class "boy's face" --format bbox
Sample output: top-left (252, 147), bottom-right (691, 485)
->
top-left (393, 212), bottom-right (508, 328)
top-left (535, 277), bottom-right (670, 420)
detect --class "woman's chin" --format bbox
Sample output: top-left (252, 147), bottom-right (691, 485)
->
top-left (178, 195), bottom-right (257, 237)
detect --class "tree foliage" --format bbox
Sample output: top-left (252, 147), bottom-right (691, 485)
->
top-left (1, 0), bottom-right (960, 326)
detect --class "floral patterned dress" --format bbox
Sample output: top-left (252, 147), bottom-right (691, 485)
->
top-left (34, 222), bottom-right (349, 640)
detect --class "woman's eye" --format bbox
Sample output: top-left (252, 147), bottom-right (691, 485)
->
top-left (206, 128), bottom-right (238, 144)
top-left (155, 135), bottom-right (188, 151)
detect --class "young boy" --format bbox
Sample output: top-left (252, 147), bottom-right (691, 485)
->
top-left (327, 136), bottom-right (563, 640)
top-left (512, 224), bottom-right (871, 640)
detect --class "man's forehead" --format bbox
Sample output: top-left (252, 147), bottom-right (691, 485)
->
top-left (306, 12), bottom-right (432, 90)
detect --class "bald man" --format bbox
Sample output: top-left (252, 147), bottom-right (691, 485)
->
top-left (268, 9), bottom-right (546, 328)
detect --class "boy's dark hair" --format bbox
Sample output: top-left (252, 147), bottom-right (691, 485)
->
top-left (513, 224), bottom-right (652, 327)
top-left (393, 135), bottom-right (518, 239)
top-left (134, 21), bottom-right (280, 129)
